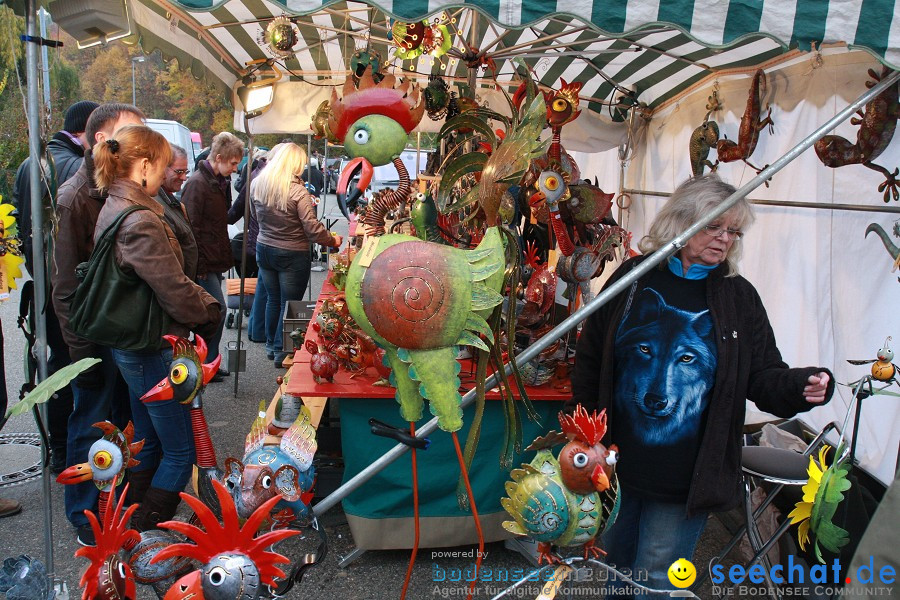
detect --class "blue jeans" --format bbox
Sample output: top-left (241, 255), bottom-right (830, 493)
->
top-left (112, 347), bottom-right (195, 493)
top-left (64, 346), bottom-right (131, 527)
top-left (602, 486), bottom-right (708, 598)
top-left (256, 243), bottom-right (311, 362)
top-left (248, 273), bottom-right (268, 342)
top-left (196, 272), bottom-right (225, 362)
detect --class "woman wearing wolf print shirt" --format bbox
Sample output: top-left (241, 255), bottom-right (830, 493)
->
top-left (568, 175), bottom-right (833, 597)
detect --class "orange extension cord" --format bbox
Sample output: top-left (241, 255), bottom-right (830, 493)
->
top-left (399, 423), bottom-right (420, 600)
top-left (452, 431), bottom-right (484, 600)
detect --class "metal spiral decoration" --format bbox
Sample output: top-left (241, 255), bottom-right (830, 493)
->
top-left (361, 241), bottom-right (466, 349)
top-left (361, 158), bottom-right (411, 236)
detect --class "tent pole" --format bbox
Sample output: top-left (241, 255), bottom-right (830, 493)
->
top-left (312, 68), bottom-right (900, 517)
top-left (25, 0), bottom-right (53, 572)
top-left (625, 189), bottom-right (900, 214)
top-left (232, 115), bottom-right (253, 396)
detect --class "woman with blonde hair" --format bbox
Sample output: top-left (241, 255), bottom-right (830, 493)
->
top-left (568, 174), bottom-right (833, 596)
top-left (251, 142), bottom-right (342, 367)
top-left (92, 124), bottom-right (221, 530)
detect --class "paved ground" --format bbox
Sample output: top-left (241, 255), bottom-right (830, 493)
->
top-left (0, 200), bottom-right (739, 599)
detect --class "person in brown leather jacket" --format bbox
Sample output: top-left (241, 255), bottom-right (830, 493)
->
top-left (92, 124), bottom-right (221, 532)
top-left (51, 103), bottom-right (145, 546)
top-left (181, 131), bottom-right (244, 378)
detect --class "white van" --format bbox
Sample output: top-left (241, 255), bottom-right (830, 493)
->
top-left (145, 118), bottom-right (197, 175)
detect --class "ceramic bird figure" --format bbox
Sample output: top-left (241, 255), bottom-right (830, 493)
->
top-left (57, 421), bottom-right (144, 516)
top-left (224, 403), bottom-right (317, 527)
top-left (306, 339), bottom-right (339, 383)
top-left (152, 480), bottom-right (300, 600)
top-left (333, 67), bottom-right (424, 234)
top-left (75, 481), bottom-right (140, 600)
top-left (502, 405), bottom-right (619, 564)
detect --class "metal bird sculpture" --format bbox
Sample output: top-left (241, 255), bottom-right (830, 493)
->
top-left (224, 403), bottom-right (317, 528)
top-left (75, 481), bottom-right (140, 600)
top-left (57, 421), bottom-right (144, 516)
top-left (141, 335), bottom-right (221, 510)
top-left (502, 406), bottom-right (619, 564)
top-left (151, 479), bottom-right (300, 600)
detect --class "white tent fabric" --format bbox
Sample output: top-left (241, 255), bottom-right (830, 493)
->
top-left (572, 48), bottom-right (900, 485)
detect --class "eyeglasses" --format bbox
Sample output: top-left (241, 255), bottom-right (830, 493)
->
top-left (702, 224), bottom-right (744, 240)
top-left (170, 169), bottom-right (189, 176)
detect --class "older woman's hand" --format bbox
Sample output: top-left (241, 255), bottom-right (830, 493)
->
top-left (803, 372), bottom-right (830, 404)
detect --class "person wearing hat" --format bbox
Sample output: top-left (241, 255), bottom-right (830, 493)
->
top-left (11, 100), bottom-right (100, 478)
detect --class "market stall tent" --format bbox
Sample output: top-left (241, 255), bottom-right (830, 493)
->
top-left (14, 0), bottom-right (900, 483)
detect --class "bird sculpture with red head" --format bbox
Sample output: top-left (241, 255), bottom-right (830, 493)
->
top-left (502, 405), bottom-right (620, 564)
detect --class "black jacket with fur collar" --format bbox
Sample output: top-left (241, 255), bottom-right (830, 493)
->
top-left (568, 255), bottom-right (834, 516)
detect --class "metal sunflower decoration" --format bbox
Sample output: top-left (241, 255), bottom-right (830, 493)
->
top-left (260, 15), bottom-right (298, 59)
top-left (788, 444), bottom-right (852, 563)
top-left (0, 199), bottom-right (24, 300)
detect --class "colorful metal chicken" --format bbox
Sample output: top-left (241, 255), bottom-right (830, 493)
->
top-left (75, 482), bottom-right (140, 600)
top-left (224, 403), bottom-right (317, 526)
top-left (151, 480), bottom-right (300, 600)
top-left (815, 67), bottom-right (900, 202)
top-left (57, 421), bottom-right (144, 515)
top-left (333, 66), bottom-right (424, 233)
top-left (502, 406), bottom-right (619, 564)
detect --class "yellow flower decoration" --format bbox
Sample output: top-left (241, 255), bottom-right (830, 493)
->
top-left (0, 200), bottom-right (25, 293)
top-left (788, 443), bottom-right (852, 563)
top-left (787, 445), bottom-right (828, 550)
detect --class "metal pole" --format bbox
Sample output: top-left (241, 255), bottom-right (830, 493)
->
top-left (625, 188), bottom-right (900, 214)
top-left (312, 69), bottom-right (900, 517)
top-left (233, 115), bottom-right (254, 396)
top-left (25, 0), bottom-right (53, 571)
top-left (38, 8), bottom-right (50, 112)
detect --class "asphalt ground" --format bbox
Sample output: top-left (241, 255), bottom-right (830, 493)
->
top-left (0, 197), bottom-right (739, 599)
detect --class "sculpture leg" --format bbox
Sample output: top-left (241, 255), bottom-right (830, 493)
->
top-left (399, 422), bottom-right (420, 600)
top-left (452, 431), bottom-right (483, 600)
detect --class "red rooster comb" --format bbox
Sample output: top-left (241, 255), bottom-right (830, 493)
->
top-left (558, 405), bottom-right (607, 446)
top-left (328, 66), bottom-right (424, 140)
top-left (75, 479), bottom-right (140, 600)
top-left (151, 479), bottom-right (300, 587)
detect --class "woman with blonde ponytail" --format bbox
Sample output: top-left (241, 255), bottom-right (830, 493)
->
top-left (91, 124), bottom-right (221, 531)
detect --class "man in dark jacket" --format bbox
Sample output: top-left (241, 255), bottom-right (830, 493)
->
top-left (182, 131), bottom-right (244, 376)
top-left (156, 144), bottom-right (199, 280)
top-left (51, 103), bottom-right (145, 547)
top-left (10, 100), bottom-right (99, 479)
top-left (13, 100), bottom-right (99, 274)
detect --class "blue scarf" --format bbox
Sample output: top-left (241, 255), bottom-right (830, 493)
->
top-left (668, 255), bottom-right (717, 280)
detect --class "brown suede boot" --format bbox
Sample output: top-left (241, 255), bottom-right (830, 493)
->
top-left (125, 468), bottom-right (156, 506)
top-left (130, 487), bottom-right (182, 532)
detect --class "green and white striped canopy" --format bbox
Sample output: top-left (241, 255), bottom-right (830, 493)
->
top-left (128, 0), bottom-right (898, 116)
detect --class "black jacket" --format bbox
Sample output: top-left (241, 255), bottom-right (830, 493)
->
top-left (181, 160), bottom-right (234, 275)
top-left (13, 132), bottom-right (85, 273)
top-left (568, 255), bottom-right (834, 516)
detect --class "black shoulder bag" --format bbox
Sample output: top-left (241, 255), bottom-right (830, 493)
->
top-left (68, 205), bottom-right (171, 351)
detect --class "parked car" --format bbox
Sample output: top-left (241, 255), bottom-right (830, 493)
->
top-left (190, 131), bottom-right (202, 157)
top-left (145, 118), bottom-right (197, 176)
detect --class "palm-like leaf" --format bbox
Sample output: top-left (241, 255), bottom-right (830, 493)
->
top-left (3, 358), bottom-right (100, 421)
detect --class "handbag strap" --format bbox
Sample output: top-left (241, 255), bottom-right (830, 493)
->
top-left (96, 205), bottom-right (151, 245)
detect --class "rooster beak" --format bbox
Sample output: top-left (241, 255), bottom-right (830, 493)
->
top-left (141, 378), bottom-right (174, 403)
top-left (56, 462), bottom-right (93, 484)
top-left (590, 464), bottom-right (610, 493)
top-left (337, 157), bottom-right (373, 218)
top-left (163, 571), bottom-right (202, 600)
top-left (529, 190), bottom-right (546, 207)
